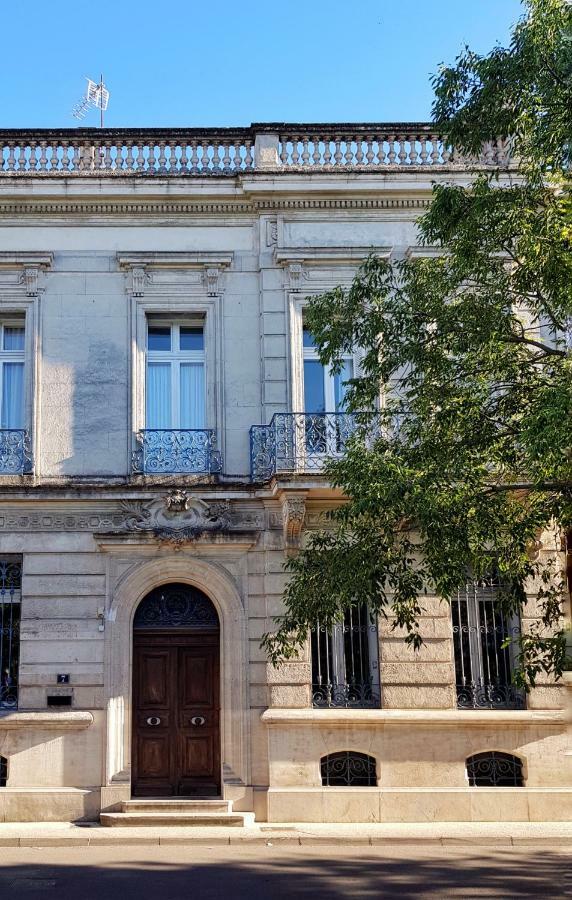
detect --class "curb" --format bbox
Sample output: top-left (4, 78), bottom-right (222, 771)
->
top-left (0, 832), bottom-right (571, 849)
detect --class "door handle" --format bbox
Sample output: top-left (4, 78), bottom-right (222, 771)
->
top-left (146, 716), bottom-right (161, 726)
top-left (190, 716), bottom-right (206, 726)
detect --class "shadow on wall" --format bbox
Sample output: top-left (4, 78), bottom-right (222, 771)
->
top-left (0, 847), bottom-right (568, 899)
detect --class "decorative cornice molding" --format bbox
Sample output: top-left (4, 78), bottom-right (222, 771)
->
top-left (0, 197), bottom-right (431, 218)
top-left (117, 251), bottom-right (234, 268)
top-left (0, 252), bottom-right (53, 298)
top-left (276, 246), bottom-right (392, 265)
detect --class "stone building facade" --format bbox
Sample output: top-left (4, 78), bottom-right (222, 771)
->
top-left (0, 124), bottom-right (568, 823)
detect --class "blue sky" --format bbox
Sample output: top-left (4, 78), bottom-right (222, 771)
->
top-left (1, 1), bottom-right (524, 127)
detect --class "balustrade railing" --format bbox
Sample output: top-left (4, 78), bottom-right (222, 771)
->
top-left (133, 429), bottom-right (222, 475)
top-left (0, 430), bottom-right (32, 475)
top-left (250, 412), bottom-right (358, 481)
top-left (0, 125), bottom-right (513, 175)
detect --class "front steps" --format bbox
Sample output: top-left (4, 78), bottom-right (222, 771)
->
top-left (100, 798), bottom-right (254, 828)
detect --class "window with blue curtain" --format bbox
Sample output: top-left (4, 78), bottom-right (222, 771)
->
top-left (146, 322), bottom-right (205, 429)
top-left (0, 323), bottom-right (25, 429)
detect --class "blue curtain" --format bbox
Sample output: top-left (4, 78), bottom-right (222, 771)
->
top-left (2, 363), bottom-right (24, 429)
top-left (180, 364), bottom-right (205, 429)
top-left (146, 363), bottom-right (171, 429)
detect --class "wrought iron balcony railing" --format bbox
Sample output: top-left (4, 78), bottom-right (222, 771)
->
top-left (456, 680), bottom-right (526, 710)
top-left (132, 429), bottom-right (222, 475)
top-left (0, 430), bottom-right (32, 475)
top-left (250, 412), bottom-right (357, 481)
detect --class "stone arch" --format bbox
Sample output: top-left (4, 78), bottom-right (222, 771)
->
top-left (104, 556), bottom-right (249, 798)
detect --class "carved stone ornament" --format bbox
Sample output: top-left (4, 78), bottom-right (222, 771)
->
top-left (131, 266), bottom-right (151, 297)
top-left (288, 263), bottom-right (303, 292)
top-left (281, 495), bottom-right (306, 552)
top-left (204, 266), bottom-right (220, 296)
top-left (116, 491), bottom-right (232, 548)
top-left (19, 266), bottom-right (41, 297)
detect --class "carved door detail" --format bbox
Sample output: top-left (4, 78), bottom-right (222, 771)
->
top-left (132, 585), bottom-right (220, 797)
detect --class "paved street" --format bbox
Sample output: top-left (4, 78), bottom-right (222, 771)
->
top-left (0, 843), bottom-right (570, 899)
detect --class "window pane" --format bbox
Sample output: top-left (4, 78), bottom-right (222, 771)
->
top-left (3, 327), bottom-right (24, 352)
top-left (180, 364), bottom-right (205, 429)
top-left (334, 360), bottom-right (354, 411)
top-left (302, 328), bottom-right (316, 348)
top-left (1, 363), bottom-right (24, 428)
top-left (303, 360), bottom-right (325, 413)
top-left (180, 327), bottom-right (204, 351)
top-left (146, 363), bottom-right (172, 428)
top-left (147, 326), bottom-right (171, 351)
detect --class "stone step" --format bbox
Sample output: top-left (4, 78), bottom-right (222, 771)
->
top-left (100, 811), bottom-right (252, 828)
top-left (121, 799), bottom-right (232, 814)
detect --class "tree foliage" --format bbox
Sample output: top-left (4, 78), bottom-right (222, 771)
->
top-left (262, 0), bottom-right (572, 686)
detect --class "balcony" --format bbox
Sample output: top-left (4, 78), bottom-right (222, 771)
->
top-left (0, 430), bottom-right (32, 475)
top-left (132, 429), bottom-right (222, 476)
top-left (250, 412), bottom-right (357, 481)
top-left (0, 125), bottom-right (513, 176)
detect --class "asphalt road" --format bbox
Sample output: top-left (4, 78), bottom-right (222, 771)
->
top-left (0, 843), bottom-right (570, 899)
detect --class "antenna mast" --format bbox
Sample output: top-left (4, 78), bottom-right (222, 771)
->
top-left (72, 76), bottom-right (110, 126)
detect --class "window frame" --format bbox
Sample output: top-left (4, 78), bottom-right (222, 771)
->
top-left (311, 604), bottom-right (381, 709)
top-left (0, 319), bottom-right (26, 430)
top-left (145, 318), bottom-right (206, 431)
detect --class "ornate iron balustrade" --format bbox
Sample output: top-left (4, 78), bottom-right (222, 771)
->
top-left (312, 680), bottom-right (381, 709)
top-left (132, 429), bottom-right (222, 475)
top-left (0, 430), bottom-right (32, 475)
top-left (250, 412), bottom-right (358, 480)
top-left (456, 680), bottom-right (526, 710)
top-left (0, 125), bottom-right (513, 175)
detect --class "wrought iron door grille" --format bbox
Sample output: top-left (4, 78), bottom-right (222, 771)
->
top-left (0, 556), bottom-right (21, 709)
top-left (452, 576), bottom-right (525, 710)
top-left (321, 751), bottom-right (377, 787)
top-left (466, 751), bottom-right (524, 787)
top-left (311, 604), bottom-right (381, 708)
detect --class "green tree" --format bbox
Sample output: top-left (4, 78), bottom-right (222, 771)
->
top-left (263, 0), bottom-right (572, 687)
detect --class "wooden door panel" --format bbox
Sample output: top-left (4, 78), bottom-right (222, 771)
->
top-left (132, 633), bottom-right (220, 797)
top-left (180, 654), bottom-right (212, 708)
top-left (137, 735), bottom-right (171, 778)
top-left (180, 735), bottom-right (214, 777)
top-left (137, 650), bottom-right (170, 707)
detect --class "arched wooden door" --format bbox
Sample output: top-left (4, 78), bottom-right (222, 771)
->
top-left (132, 583), bottom-right (220, 797)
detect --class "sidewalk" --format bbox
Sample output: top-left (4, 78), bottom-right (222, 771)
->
top-left (0, 821), bottom-right (569, 847)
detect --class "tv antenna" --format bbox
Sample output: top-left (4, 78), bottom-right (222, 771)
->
top-left (72, 75), bottom-right (109, 127)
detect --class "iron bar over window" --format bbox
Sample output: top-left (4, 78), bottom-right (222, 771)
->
top-left (466, 752), bottom-right (524, 787)
top-left (0, 556), bottom-right (21, 709)
top-left (452, 575), bottom-right (525, 710)
top-left (311, 604), bottom-right (380, 708)
top-left (321, 752), bottom-right (377, 787)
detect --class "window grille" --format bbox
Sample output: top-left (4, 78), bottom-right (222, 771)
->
top-left (0, 757), bottom-right (6, 787)
top-left (321, 751), bottom-right (377, 787)
top-left (311, 604), bottom-right (380, 708)
top-left (452, 575), bottom-right (525, 710)
top-left (466, 751), bottom-right (524, 787)
top-left (0, 556), bottom-right (21, 709)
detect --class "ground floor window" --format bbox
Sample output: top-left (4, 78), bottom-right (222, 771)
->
top-left (321, 752), bottom-right (377, 787)
top-left (0, 556), bottom-right (21, 709)
top-left (452, 575), bottom-right (525, 710)
top-left (311, 604), bottom-right (380, 708)
top-left (466, 751), bottom-right (524, 787)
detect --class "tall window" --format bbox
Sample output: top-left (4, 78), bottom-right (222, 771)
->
top-left (146, 322), bottom-right (205, 430)
top-left (311, 604), bottom-right (381, 708)
top-left (0, 556), bottom-right (21, 709)
top-left (452, 575), bottom-right (525, 710)
top-left (0, 322), bottom-right (25, 430)
top-left (302, 327), bottom-right (353, 416)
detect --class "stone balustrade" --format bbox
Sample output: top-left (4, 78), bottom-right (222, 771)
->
top-left (0, 124), bottom-right (513, 175)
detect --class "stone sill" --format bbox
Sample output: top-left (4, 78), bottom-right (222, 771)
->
top-left (261, 708), bottom-right (564, 727)
top-left (0, 712), bottom-right (94, 731)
